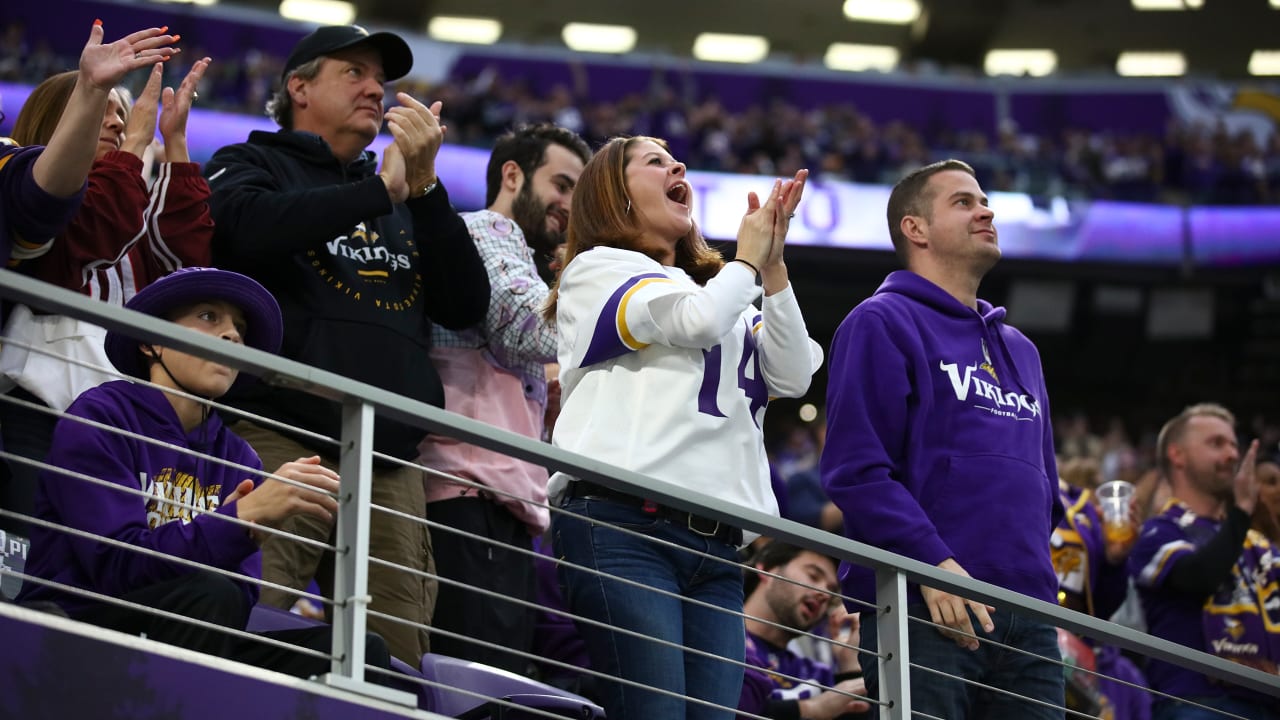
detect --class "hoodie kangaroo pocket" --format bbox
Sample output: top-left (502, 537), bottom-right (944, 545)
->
top-left (928, 454), bottom-right (1052, 577)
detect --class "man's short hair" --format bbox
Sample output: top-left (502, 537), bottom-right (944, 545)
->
top-left (265, 57), bottom-right (324, 130)
top-left (742, 541), bottom-right (834, 598)
top-left (484, 123), bottom-right (591, 207)
top-left (885, 159), bottom-right (976, 264)
top-left (1155, 402), bottom-right (1236, 478)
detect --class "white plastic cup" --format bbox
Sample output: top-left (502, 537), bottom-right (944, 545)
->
top-left (1096, 480), bottom-right (1136, 545)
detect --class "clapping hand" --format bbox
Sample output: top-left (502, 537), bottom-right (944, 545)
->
top-left (385, 94), bottom-right (445, 198)
top-left (121, 63), bottom-right (162, 158)
top-left (79, 21), bottom-right (180, 92)
top-left (158, 56), bottom-right (210, 163)
top-left (767, 169), bottom-right (808, 268)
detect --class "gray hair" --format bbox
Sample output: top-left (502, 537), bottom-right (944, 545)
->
top-left (265, 57), bottom-right (325, 129)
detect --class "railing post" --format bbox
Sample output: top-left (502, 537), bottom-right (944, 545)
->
top-left (319, 399), bottom-right (413, 707)
top-left (331, 397), bottom-right (373, 682)
top-left (875, 566), bottom-right (911, 720)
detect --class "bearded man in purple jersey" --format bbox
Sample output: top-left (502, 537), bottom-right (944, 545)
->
top-left (1129, 403), bottom-right (1276, 720)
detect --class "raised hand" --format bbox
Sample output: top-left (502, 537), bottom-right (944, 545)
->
top-left (767, 168), bottom-right (809, 268)
top-left (158, 56), bottom-right (210, 163)
top-left (920, 557), bottom-right (995, 651)
top-left (1233, 439), bottom-right (1261, 515)
top-left (384, 94), bottom-right (445, 197)
top-left (735, 179), bottom-right (781, 273)
top-left (121, 63), bottom-right (163, 158)
top-left (79, 21), bottom-right (180, 92)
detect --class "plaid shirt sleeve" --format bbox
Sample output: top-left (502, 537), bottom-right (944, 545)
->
top-left (433, 210), bottom-right (557, 371)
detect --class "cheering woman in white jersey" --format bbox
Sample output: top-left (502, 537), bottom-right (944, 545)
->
top-left (544, 135), bottom-right (822, 720)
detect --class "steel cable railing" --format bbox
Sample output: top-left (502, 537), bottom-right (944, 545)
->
top-left (3, 267), bottom-right (1279, 720)
top-left (0, 331), bottom-right (890, 716)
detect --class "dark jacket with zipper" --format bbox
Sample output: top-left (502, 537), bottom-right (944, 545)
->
top-left (205, 130), bottom-right (490, 460)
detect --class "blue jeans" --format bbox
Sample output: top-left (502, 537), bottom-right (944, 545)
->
top-left (552, 497), bottom-right (745, 720)
top-left (860, 602), bottom-right (1065, 719)
top-left (1153, 695), bottom-right (1280, 720)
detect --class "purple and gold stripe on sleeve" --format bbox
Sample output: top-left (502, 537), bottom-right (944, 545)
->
top-left (1136, 540), bottom-right (1194, 588)
top-left (580, 272), bottom-right (671, 367)
top-left (751, 312), bottom-right (762, 335)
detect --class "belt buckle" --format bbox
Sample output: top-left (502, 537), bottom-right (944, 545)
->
top-left (686, 513), bottom-right (721, 538)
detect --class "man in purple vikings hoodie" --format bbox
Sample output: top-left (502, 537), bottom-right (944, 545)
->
top-left (1129, 403), bottom-right (1278, 720)
top-left (15, 267), bottom-right (391, 677)
top-left (820, 159), bottom-right (1065, 719)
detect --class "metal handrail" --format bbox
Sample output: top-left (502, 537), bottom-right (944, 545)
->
top-left (3, 267), bottom-right (1278, 717)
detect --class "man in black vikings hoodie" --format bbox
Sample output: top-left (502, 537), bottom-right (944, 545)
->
top-left (821, 160), bottom-right (1065, 719)
top-left (204, 26), bottom-right (490, 664)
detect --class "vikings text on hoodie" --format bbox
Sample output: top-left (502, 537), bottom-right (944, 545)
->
top-left (18, 381), bottom-right (262, 615)
top-left (821, 270), bottom-right (1063, 606)
top-left (204, 129), bottom-right (490, 461)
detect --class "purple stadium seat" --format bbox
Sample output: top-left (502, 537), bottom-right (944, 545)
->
top-left (245, 604), bottom-right (426, 702)
top-left (418, 652), bottom-right (605, 719)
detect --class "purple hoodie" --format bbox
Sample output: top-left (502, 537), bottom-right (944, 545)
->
top-left (821, 271), bottom-right (1063, 606)
top-left (0, 144), bottom-right (84, 268)
top-left (738, 631), bottom-right (838, 718)
top-left (17, 381), bottom-right (262, 615)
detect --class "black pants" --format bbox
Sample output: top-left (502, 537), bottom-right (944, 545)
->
top-left (0, 386), bottom-right (56, 537)
top-left (429, 497), bottom-right (536, 674)
top-left (69, 570), bottom-right (392, 679)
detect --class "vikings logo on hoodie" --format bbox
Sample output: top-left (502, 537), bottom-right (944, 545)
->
top-left (141, 467), bottom-right (223, 529)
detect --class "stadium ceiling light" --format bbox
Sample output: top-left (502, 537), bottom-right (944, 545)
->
top-left (843, 0), bottom-right (922, 25)
top-left (1116, 51), bottom-right (1186, 76)
top-left (984, 49), bottom-right (1058, 77)
top-left (1249, 50), bottom-right (1280, 76)
top-left (152, 0), bottom-right (218, 5)
top-left (692, 33), bottom-right (769, 64)
top-left (427, 16), bottom-right (502, 45)
top-left (278, 0), bottom-right (355, 25)
top-left (1131, 0), bottom-right (1202, 9)
top-left (824, 43), bottom-right (899, 72)
top-left (562, 23), bottom-right (637, 54)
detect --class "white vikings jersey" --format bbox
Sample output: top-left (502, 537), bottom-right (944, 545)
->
top-left (549, 246), bottom-right (823, 517)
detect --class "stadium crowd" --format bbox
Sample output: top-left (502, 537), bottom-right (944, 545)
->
top-left (4, 19), bottom-right (1279, 207)
top-left (0, 13), bottom-right (1278, 720)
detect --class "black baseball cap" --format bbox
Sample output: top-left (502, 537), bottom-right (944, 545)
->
top-left (283, 25), bottom-right (413, 80)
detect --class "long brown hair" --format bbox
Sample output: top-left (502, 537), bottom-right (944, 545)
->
top-left (11, 71), bottom-right (129, 149)
top-left (544, 135), bottom-right (724, 320)
top-left (10, 71), bottom-right (80, 147)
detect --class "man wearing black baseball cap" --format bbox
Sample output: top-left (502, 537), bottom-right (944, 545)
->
top-left (202, 25), bottom-right (491, 664)
top-left (282, 25), bottom-right (413, 82)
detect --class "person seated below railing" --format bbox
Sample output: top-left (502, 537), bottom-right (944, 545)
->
top-left (13, 267), bottom-right (392, 679)
top-left (1050, 458), bottom-right (1152, 719)
top-left (1, 22), bottom-right (212, 538)
top-left (738, 541), bottom-right (871, 720)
